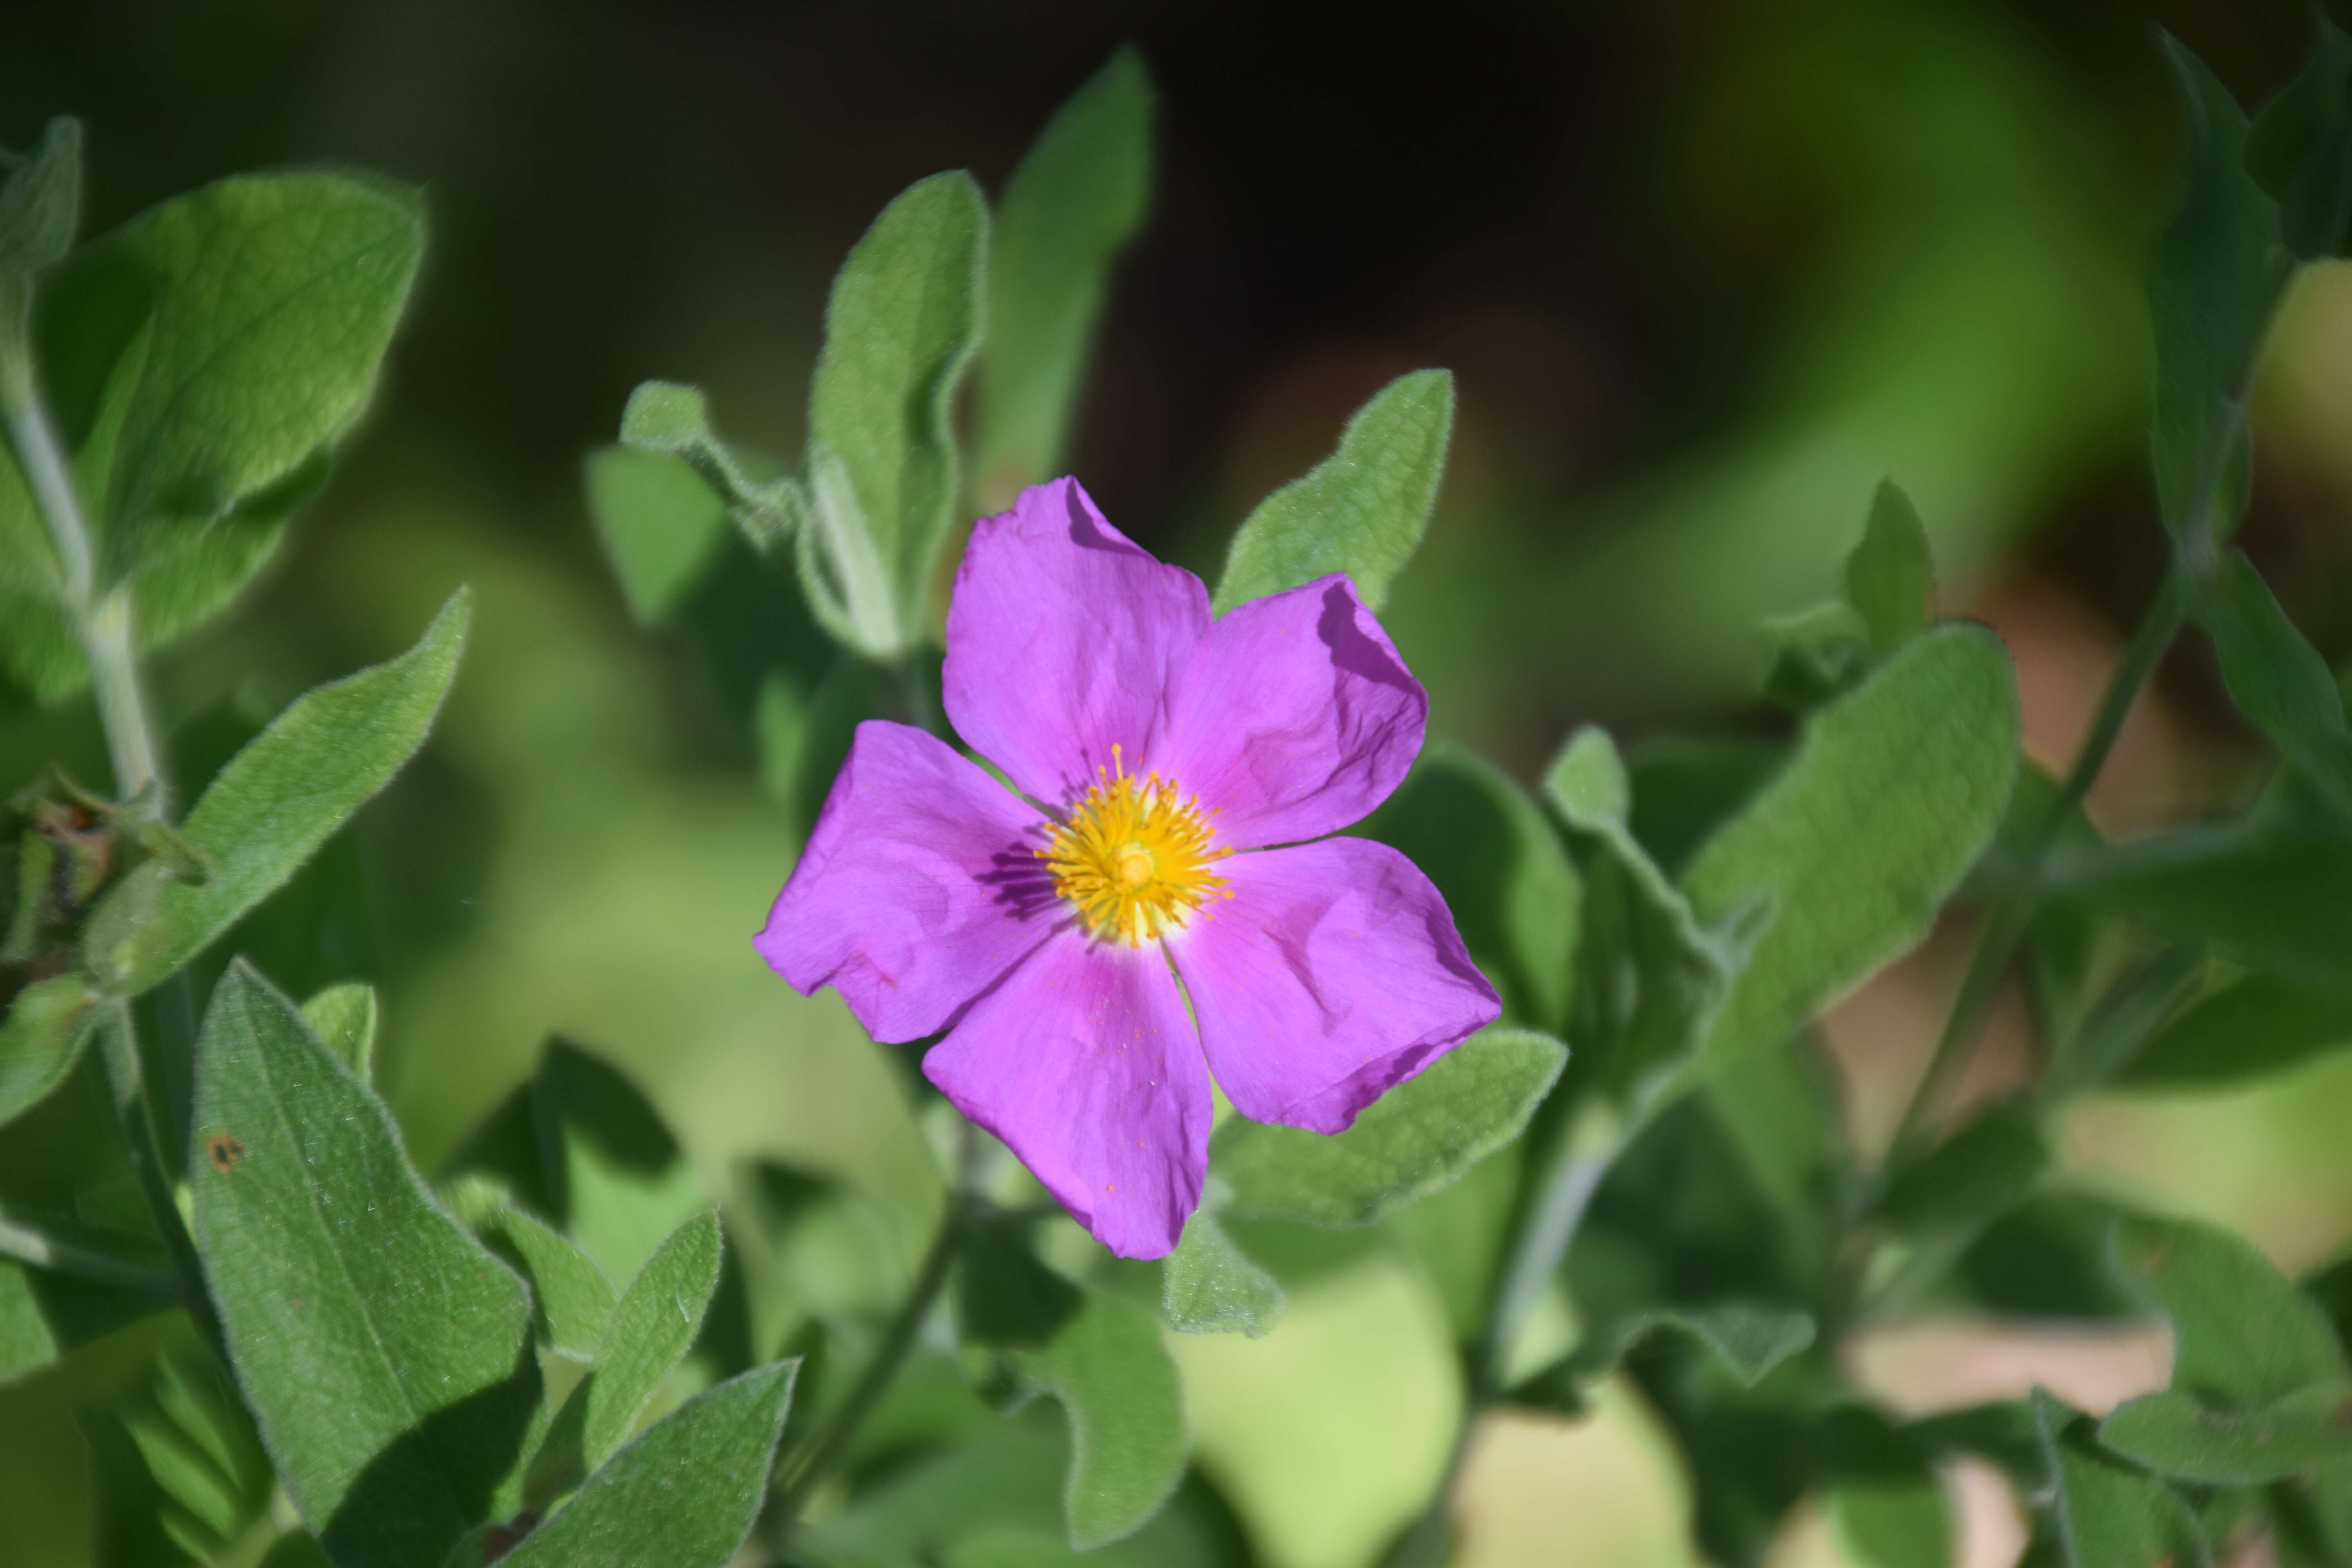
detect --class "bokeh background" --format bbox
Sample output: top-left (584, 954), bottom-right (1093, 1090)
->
top-left (4, 0), bottom-right (2352, 1563)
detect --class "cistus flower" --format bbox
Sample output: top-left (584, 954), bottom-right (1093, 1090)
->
top-left (756, 478), bottom-right (1500, 1259)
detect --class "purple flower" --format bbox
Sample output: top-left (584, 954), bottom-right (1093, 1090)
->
top-left (756, 479), bottom-right (1500, 1259)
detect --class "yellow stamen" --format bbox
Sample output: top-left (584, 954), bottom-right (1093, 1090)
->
top-left (1039, 744), bottom-right (1231, 946)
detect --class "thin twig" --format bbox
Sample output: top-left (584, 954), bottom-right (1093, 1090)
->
top-left (0, 1210), bottom-right (181, 1298)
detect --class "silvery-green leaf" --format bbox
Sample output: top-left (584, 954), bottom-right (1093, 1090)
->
top-left (80, 590), bottom-right (467, 995)
top-left (978, 48), bottom-right (1153, 505)
top-left (1213, 369), bottom-right (1454, 613)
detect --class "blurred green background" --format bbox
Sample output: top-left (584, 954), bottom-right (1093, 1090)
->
top-left (5, 0), bottom-right (2352, 1563)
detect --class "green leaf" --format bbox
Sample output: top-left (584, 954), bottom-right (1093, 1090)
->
top-left (740, 1157), bottom-right (902, 1326)
top-left (2099, 1384), bottom-right (2352, 1486)
top-left (2147, 34), bottom-right (2292, 541)
top-left (1845, 480), bottom-right (1935, 655)
top-left (583, 445), bottom-right (731, 626)
top-left (1214, 1027), bottom-right (1567, 1229)
top-left (2247, 15), bottom-right (2352, 260)
top-left (2192, 550), bottom-right (2352, 817)
top-left (2051, 828), bottom-right (2352, 990)
top-left (1016, 1289), bottom-right (1187, 1551)
top-left (1545, 726), bottom-right (1742, 1106)
top-left (1160, 1203), bottom-right (1283, 1339)
top-left (1359, 742), bottom-right (1579, 1033)
top-left (1622, 734), bottom-right (1787, 879)
top-left (299, 980), bottom-right (376, 1082)
top-left (1212, 368), bottom-right (1454, 613)
top-left (0, 1247), bottom-right (168, 1388)
top-left (81, 589), bottom-right (468, 996)
top-left (1875, 1100), bottom-right (2049, 1238)
top-left (0, 971), bottom-right (97, 1126)
top-left (1527, 1302), bottom-right (1816, 1395)
top-left (2031, 1390), bottom-right (2212, 1568)
top-left (2110, 1214), bottom-right (2348, 1408)
top-left (494, 1362), bottom-right (795, 1568)
top-left (80, 1405), bottom-right (200, 1568)
top-left (2046, 947), bottom-right (2205, 1097)
top-left (0, 117), bottom-right (81, 276)
top-left (978, 48), bottom-right (1154, 503)
top-left (111, 1354), bottom-right (275, 1561)
top-left (476, 1203), bottom-right (616, 1361)
top-left (581, 1209), bottom-right (722, 1469)
top-left (2120, 971), bottom-right (2352, 1089)
top-left (1761, 602), bottom-right (1873, 713)
top-left (34, 171), bottom-right (424, 657)
top-left (1684, 624), bottom-right (2021, 1063)
top-left (1945, 1192), bottom-right (2143, 1323)
top-left (190, 960), bottom-right (539, 1568)
top-left (805, 171), bottom-right (987, 650)
top-left (527, 1036), bottom-right (711, 1288)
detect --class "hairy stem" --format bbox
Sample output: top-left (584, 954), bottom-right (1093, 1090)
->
top-left (771, 1199), bottom-right (963, 1523)
top-left (1394, 1108), bottom-right (1628, 1567)
top-left (0, 1209), bottom-right (181, 1297)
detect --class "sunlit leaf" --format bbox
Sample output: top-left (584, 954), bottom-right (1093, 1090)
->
top-left (581, 1209), bottom-right (722, 1469)
top-left (1160, 1203), bottom-right (1283, 1339)
top-left (0, 971), bottom-right (98, 1127)
top-left (190, 960), bottom-right (538, 1568)
top-left (2109, 1214), bottom-right (2347, 1408)
top-left (1844, 480), bottom-right (1935, 655)
top-left (80, 590), bottom-right (467, 995)
top-left (1685, 624), bottom-right (2020, 1063)
top-left (979, 48), bottom-right (1154, 504)
top-left (1212, 368), bottom-right (1454, 613)
top-left (494, 1362), bottom-right (795, 1568)
top-left (1214, 1027), bottom-right (1567, 1229)
top-left (2031, 1390), bottom-right (2210, 1568)
top-left (583, 445), bottom-right (731, 627)
top-left (2099, 1383), bottom-right (2352, 1486)
top-left (805, 171), bottom-right (987, 649)
top-left (298, 980), bottom-right (376, 1083)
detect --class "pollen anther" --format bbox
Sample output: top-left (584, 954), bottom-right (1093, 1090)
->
top-left (1040, 744), bottom-right (1231, 946)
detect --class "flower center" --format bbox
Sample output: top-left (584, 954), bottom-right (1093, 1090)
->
top-left (1040, 745), bottom-right (1231, 946)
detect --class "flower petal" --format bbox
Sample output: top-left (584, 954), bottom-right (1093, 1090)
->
top-left (924, 935), bottom-right (1210, 1259)
top-left (942, 477), bottom-right (1210, 808)
top-left (1172, 836), bottom-right (1500, 1134)
top-left (1158, 574), bottom-right (1426, 848)
top-left (755, 720), bottom-right (1061, 1043)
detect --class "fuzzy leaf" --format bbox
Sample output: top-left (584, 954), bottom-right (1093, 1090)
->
top-left (2051, 829), bottom-right (2352, 990)
top-left (2247, 15), bottom-right (2352, 260)
top-left (2192, 550), bottom-right (2352, 816)
top-left (0, 971), bottom-right (98, 1126)
top-left (81, 590), bottom-right (467, 995)
top-left (978, 48), bottom-right (1154, 503)
top-left (1016, 1289), bottom-right (1187, 1551)
top-left (2098, 1384), bottom-right (2352, 1486)
top-left (494, 1363), bottom-right (795, 1568)
top-left (477, 1204), bottom-right (616, 1361)
top-left (2109, 1214), bottom-right (2348, 1409)
top-left (1546, 726), bottom-right (1742, 1105)
top-left (583, 445), bottom-right (731, 626)
top-left (2120, 972), bottom-right (2352, 1089)
top-left (1844, 480), bottom-right (1935, 654)
top-left (299, 980), bottom-right (376, 1083)
top-left (1684, 624), bottom-right (2020, 1062)
top-left (1360, 741), bottom-right (1579, 1033)
top-left (190, 960), bottom-right (539, 1568)
top-left (2147, 36), bottom-right (2291, 541)
top-left (1215, 1027), bottom-right (1567, 1229)
top-left (580, 1209), bottom-right (722, 1469)
top-left (0, 117), bottom-right (81, 276)
top-left (806, 171), bottom-right (986, 641)
top-left (1160, 1205), bottom-right (1283, 1339)
top-left (2031, 1390), bottom-right (2210, 1568)
top-left (1213, 368), bottom-right (1454, 613)
top-left (1875, 1101), bottom-right (2049, 1238)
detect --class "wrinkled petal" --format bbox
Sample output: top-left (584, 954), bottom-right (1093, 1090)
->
top-left (1173, 836), bottom-right (1500, 1134)
top-left (942, 478), bottom-right (1210, 808)
top-left (924, 936), bottom-right (1210, 1259)
top-left (1158, 574), bottom-right (1426, 848)
top-left (755, 720), bottom-right (1062, 1044)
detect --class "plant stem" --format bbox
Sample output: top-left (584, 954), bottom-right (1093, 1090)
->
top-left (94, 1000), bottom-right (224, 1357)
top-left (771, 1200), bottom-right (962, 1522)
top-left (0, 1210), bottom-right (181, 1298)
top-left (1392, 1109), bottom-right (1628, 1568)
top-left (1891, 565), bottom-right (2189, 1149)
top-left (1, 380), bottom-right (165, 809)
